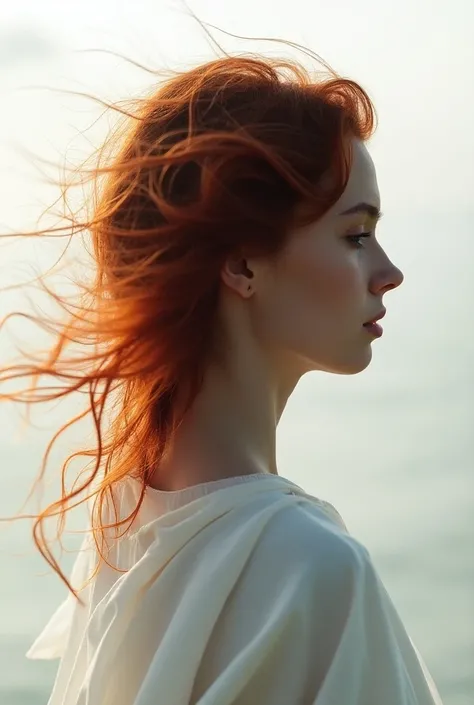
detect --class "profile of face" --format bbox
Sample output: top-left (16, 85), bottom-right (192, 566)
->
top-left (221, 138), bottom-right (404, 378)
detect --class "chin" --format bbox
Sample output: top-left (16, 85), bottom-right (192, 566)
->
top-left (336, 347), bottom-right (373, 375)
top-left (312, 347), bottom-right (373, 376)
top-left (297, 343), bottom-right (373, 377)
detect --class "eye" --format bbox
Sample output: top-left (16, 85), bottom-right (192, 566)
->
top-left (346, 232), bottom-right (372, 249)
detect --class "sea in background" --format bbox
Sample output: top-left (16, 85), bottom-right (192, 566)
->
top-left (0, 4), bottom-right (473, 704)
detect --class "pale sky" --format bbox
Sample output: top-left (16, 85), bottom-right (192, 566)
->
top-left (0, 0), bottom-right (471, 409)
top-left (0, 0), bottom-right (472, 390)
top-left (0, 0), bottom-right (472, 212)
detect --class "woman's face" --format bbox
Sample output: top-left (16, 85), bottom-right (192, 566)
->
top-left (242, 138), bottom-right (405, 377)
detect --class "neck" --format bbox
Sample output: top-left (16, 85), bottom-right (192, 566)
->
top-left (148, 337), bottom-right (303, 492)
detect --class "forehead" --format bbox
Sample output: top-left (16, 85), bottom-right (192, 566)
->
top-left (330, 139), bottom-right (380, 214)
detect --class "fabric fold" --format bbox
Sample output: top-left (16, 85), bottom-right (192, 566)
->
top-left (26, 472), bottom-right (443, 705)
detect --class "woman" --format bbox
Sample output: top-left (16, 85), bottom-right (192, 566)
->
top-left (2, 45), bottom-right (443, 704)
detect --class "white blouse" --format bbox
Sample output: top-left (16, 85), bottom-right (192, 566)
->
top-left (27, 472), bottom-right (444, 704)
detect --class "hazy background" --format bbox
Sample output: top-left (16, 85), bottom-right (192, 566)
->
top-left (0, 1), bottom-right (472, 703)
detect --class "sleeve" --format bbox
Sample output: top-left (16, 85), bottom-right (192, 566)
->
top-left (191, 533), bottom-right (444, 705)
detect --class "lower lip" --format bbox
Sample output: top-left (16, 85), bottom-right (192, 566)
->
top-left (363, 321), bottom-right (383, 337)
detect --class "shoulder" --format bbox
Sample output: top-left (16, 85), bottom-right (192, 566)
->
top-left (224, 494), bottom-right (376, 643)
top-left (250, 494), bottom-right (372, 587)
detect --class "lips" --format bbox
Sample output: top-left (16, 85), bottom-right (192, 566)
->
top-left (364, 308), bottom-right (386, 325)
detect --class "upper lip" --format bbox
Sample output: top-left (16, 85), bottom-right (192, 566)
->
top-left (364, 308), bottom-right (386, 324)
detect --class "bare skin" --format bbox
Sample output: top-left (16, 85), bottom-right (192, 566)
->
top-left (149, 138), bottom-right (404, 492)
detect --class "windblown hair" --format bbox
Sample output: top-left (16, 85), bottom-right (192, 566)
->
top-left (0, 35), bottom-right (375, 599)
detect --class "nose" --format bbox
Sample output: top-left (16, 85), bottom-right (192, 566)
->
top-left (370, 254), bottom-right (404, 296)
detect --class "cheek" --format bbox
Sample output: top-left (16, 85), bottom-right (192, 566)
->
top-left (255, 243), bottom-right (362, 346)
top-left (289, 241), bottom-right (363, 318)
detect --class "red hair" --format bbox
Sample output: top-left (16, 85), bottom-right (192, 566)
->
top-left (0, 37), bottom-right (375, 600)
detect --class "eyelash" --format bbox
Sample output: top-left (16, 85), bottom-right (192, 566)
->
top-left (346, 232), bottom-right (372, 249)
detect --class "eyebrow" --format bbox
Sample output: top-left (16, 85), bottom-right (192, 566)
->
top-left (339, 202), bottom-right (382, 219)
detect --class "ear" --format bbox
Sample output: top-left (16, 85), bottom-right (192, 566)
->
top-left (220, 254), bottom-right (255, 298)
